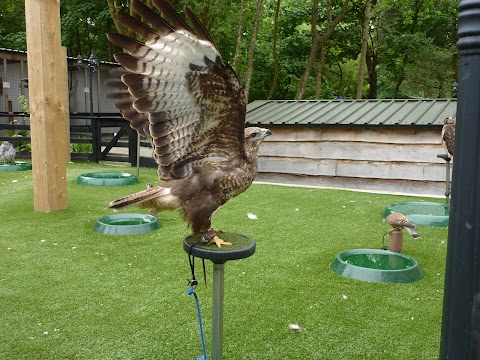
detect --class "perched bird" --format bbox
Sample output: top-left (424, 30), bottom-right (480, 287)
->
top-left (106, 0), bottom-right (271, 247)
top-left (441, 116), bottom-right (455, 158)
top-left (0, 141), bottom-right (16, 164)
top-left (386, 212), bottom-right (420, 239)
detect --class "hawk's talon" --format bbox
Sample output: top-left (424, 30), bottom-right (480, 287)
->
top-left (210, 236), bottom-right (232, 248)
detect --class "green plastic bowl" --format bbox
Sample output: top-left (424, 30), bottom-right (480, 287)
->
top-left (382, 201), bottom-right (449, 227)
top-left (331, 249), bottom-right (424, 283)
top-left (0, 161), bottom-right (32, 172)
top-left (77, 172), bottom-right (138, 186)
top-left (93, 213), bottom-right (160, 235)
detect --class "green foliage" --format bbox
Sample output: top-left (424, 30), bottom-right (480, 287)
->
top-left (70, 141), bottom-right (93, 153)
top-left (1, 0), bottom-right (460, 100)
top-left (18, 94), bottom-right (29, 114)
top-left (0, 0), bottom-right (26, 49)
top-left (60, 0), bottom-right (116, 59)
top-left (371, 0), bottom-right (459, 98)
top-left (1, 162), bottom-right (447, 358)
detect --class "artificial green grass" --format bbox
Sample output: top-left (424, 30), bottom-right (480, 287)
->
top-left (1, 162), bottom-right (448, 359)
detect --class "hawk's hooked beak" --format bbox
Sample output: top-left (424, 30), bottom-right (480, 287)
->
top-left (262, 128), bottom-right (272, 137)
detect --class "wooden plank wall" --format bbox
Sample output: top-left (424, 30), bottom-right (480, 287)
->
top-left (256, 126), bottom-right (451, 197)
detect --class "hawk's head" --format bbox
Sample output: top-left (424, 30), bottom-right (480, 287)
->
top-left (244, 127), bottom-right (271, 153)
top-left (444, 116), bottom-right (455, 125)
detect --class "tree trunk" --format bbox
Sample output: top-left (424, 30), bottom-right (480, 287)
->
top-left (366, 47), bottom-right (378, 98)
top-left (393, 73), bottom-right (405, 98)
top-left (295, 0), bottom-right (320, 100)
top-left (393, 53), bottom-right (409, 97)
top-left (244, 0), bottom-right (263, 101)
top-left (106, 0), bottom-right (140, 38)
top-left (296, 0), bottom-right (350, 100)
top-left (267, 0), bottom-right (282, 100)
top-left (356, 0), bottom-right (373, 99)
top-left (315, 41), bottom-right (327, 99)
top-left (232, 0), bottom-right (245, 72)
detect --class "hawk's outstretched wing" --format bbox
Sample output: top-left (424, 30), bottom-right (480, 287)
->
top-left (107, 0), bottom-right (246, 180)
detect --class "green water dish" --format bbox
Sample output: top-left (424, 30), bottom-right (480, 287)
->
top-left (331, 248), bottom-right (424, 283)
top-left (382, 201), bottom-right (449, 227)
top-left (77, 172), bottom-right (139, 186)
top-left (93, 213), bottom-right (160, 235)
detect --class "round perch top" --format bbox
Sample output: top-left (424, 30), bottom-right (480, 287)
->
top-left (183, 232), bottom-right (256, 264)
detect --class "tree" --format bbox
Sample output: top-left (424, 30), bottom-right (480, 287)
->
top-left (0, 0), bottom-right (27, 50)
top-left (295, 0), bottom-right (350, 100)
top-left (355, 0), bottom-right (372, 99)
top-left (3, 0), bottom-right (458, 101)
top-left (61, 0), bottom-right (116, 59)
top-left (232, 0), bottom-right (245, 71)
top-left (244, 0), bottom-right (264, 100)
top-left (380, 0), bottom-right (457, 97)
top-left (267, 0), bottom-right (281, 99)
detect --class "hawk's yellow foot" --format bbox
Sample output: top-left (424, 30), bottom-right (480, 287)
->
top-left (210, 236), bottom-right (232, 248)
top-left (201, 229), bottom-right (232, 247)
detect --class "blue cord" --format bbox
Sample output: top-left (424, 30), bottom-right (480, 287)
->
top-left (188, 287), bottom-right (207, 360)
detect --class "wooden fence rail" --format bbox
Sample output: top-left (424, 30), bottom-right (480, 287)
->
top-left (0, 112), bottom-right (155, 166)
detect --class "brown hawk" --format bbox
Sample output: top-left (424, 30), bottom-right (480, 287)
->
top-left (441, 116), bottom-right (455, 158)
top-left (106, 0), bottom-right (271, 247)
top-left (386, 212), bottom-right (420, 239)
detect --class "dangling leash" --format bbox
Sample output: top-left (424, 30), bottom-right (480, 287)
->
top-left (187, 241), bottom-right (207, 360)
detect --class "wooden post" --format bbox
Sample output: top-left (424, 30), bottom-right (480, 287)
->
top-left (388, 230), bottom-right (403, 253)
top-left (25, 0), bottom-right (68, 212)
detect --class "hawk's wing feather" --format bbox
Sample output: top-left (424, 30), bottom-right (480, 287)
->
top-left (131, 0), bottom-right (174, 34)
top-left (107, 0), bottom-right (246, 180)
top-left (105, 68), bottom-right (150, 138)
top-left (116, 12), bottom-right (161, 41)
top-left (183, 7), bottom-right (218, 49)
top-left (151, 0), bottom-right (191, 33)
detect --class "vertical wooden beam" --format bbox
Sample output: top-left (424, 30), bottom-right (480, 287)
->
top-left (25, 0), bottom-right (68, 212)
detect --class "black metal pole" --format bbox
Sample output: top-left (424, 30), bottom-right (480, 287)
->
top-left (128, 126), bottom-right (138, 166)
top-left (88, 56), bottom-right (100, 162)
top-left (440, 1), bottom-right (480, 358)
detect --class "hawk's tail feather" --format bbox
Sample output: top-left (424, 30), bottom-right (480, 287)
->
top-left (108, 186), bottom-right (169, 210)
top-left (405, 226), bottom-right (421, 239)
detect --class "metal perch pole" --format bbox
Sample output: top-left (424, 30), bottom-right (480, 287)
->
top-left (184, 233), bottom-right (256, 360)
top-left (440, 1), bottom-right (480, 358)
top-left (212, 263), bottom-right (225, 360)
top-left (437, 154), bottom-right (452, 204)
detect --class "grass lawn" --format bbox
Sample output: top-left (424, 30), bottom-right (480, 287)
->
top-left (1, 162), bottom-right (447, 359)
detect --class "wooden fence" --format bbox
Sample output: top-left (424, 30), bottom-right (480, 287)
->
top-left (0, 112), bottom-right (155, 166)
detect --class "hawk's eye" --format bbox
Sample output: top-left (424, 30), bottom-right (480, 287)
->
top-left (250, 132), bottom-right (257, 138)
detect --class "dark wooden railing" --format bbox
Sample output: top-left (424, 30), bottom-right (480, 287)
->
top-left (0, 112), bottom-right (155, 167)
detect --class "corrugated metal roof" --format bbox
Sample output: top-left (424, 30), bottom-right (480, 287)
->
top-left (246, 99), bottom-right (456, 127)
